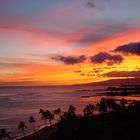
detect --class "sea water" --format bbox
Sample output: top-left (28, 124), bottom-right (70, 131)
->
top-left (0, 85), bottom-right (140, 137)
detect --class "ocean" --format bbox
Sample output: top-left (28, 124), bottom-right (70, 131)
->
top-left (0, 85), bottom-right (140, 137)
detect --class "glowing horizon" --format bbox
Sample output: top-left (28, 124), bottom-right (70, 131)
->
top-left (0, 0), bottom-right (140, 86)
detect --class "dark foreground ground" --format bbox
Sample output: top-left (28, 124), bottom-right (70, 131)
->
top-left (48, 112), bottom-right (140, 140)
top-left (19, 124), bottom-right (57, 140)
top-left (19, 99), bottom-right (140, 140)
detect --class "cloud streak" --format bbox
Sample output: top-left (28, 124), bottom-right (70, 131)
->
top-left (102, 70), bottom-right (140, 78)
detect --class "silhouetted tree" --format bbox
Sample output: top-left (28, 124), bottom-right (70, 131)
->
top-left (40, 109), bottom-right (54, 126)
top-left (18, 121), bottom-right (27, 137)
top-left (62, 105), bottom-right (76, 119)
top-left (39, 109), bottom-right (48, 125)
top-left (83, 104), bottom-right (95, 117)
top-left (98, 98), bottom-right (108, 113)
top-left (62, 112), bottom-right (68, 119)
top-left (41, 111), bottom-right (48, 125)
top-left (47, 110), bottom-right (54, 126)
top-left (120, 98), bottom-right (127, 111)
top-left (28, 116), bottom-right (36, 132)
top-left (39, 108), bottom-right (45, 114)
top-left (67, 105), bottom-right (76, 118)
top-left (54, 108), bottom-right (61, 120)
top-left (0, 129), bottom-right (11, 140)
top-left (106, 98), bottom-right (115, 110)
top-left (45, 110), bottom-right (54, 125)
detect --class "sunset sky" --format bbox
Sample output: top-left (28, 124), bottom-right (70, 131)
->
top-left (0, 0), bottom-right (140, 86)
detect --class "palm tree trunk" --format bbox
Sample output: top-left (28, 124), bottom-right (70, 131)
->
top-left (44, 119), bottom-right (47, 126)
top-left (33, 124), bottom-right (36, 133)
top-left (49, 120), bottom-right (52, 126)
top-left (22, 130), bottom-right (25, 137)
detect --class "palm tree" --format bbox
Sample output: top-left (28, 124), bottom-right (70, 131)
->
top-left (47, 111), bottom-right (54, 126)
top-left (39, 109), bottom-right (47, 125)
top-left (120, 98), bottom-right (127, 112)
top-left (83, 104), bottom-right (95, 117)
top-left (67, 105), bottom-right (76, 118)
top-left (41, 111), bottom-right (48, 125)
top-left (28, 116), bottom-right (36, 132)
top-left (53, 108), bottom-right (61, 120)
top-left (18, 121), bottom-right (27, 137)
top-left (98, 98), bottom-right (108, 113)
top-left (39, 108), bottom-right (44, 114)
top-left (120, 98), bottom-right (127, 106)
top-left (62, 112), bottom-right (68, 119)
top-left (40, 109), bottom-right (54, 126)
top-left (0, 129), bottom-right (11, 140)
top-left (105, 98), bottom-right (121, 112)
top-left (106, 98), bottom-right (115, 111)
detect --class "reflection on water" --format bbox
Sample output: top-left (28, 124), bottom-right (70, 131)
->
top-left (0, 85), bottom-right (140, 137)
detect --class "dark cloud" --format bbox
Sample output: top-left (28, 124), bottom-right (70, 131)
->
top-left (74, 69), bottom-right (102, 77)
top-left (52, 52), bottom-right (124, 66)
top-left (93, 68), bottom-right (103, 73)
top-left (114, 42), bottom-right (140, 55)
top-left (80, 73), bottom-right (95, 77)
top-left (86, 1), bottom-right (96, 8)
top-left (52, 55), bottom-right (86, 65)
top-left (102, 70), bottom-right (140, 78)
top-left (74, 70), bottom-right (82, 73)
top-left (90, 52), bottom-right (124, 65)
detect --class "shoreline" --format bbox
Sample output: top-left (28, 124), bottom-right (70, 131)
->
top-left (14, 110), bottom-right (124, 140)
top-left (15, 112), bottom-right (106, 140)
top-left (15, 123), bottom-right (58, 140)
